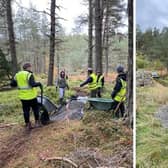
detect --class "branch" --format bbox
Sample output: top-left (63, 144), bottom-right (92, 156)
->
top-left (14, 0), bottom-right (66, 19)
top-left (30, 8), bottom-right (50, 16)
top-left (0, 26), bottom-right (7, 29)
top-left (55, 5), bottom-right (64, 11)
top-left (44, 157), bottom-right (78, 168)
top-left (55, 16), bottom-right (67, 21)
top-left (55, 38), bottom-right (65, 44)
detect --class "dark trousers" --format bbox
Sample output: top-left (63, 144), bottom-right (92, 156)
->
top-left (21, 98), bottom-right (39, 124)
top-left (112, 101), bottom-right (125, 118)
top-left (97, 87), bottom-right (102, 98)
top-left (90, 89), bottom-right (97, 98)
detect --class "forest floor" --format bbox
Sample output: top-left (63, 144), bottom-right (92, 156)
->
top-left (0, 73), bottom-right (132, 168)
top-left (0, 119), bottom-right (132, 168)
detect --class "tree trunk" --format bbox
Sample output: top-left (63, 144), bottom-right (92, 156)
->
top-left (47, 0), bottom-right (56, 86)
top-left (127, 0), bottom-right (133, 128)
top-left (6, 0), bottom-right (18, 76)
top-left (95, 0), bottom-right (103, 73)
top-left (104, 0), bottom-right (110, 76)
top-left (56, 45), bottom-right (60, 77)
top-left (88, 0), bottom-right (93, 69)
top-left (104, 32), bottom-right (109, 76)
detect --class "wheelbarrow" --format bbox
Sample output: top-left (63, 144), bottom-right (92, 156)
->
top-left (37, 87), bottom-right (86, 125)
top-left (37, 95), bottom-right (60, 125)
top-left (36, 86), bottom-right (61, 125)
top-left (87, 98), bottom-right (114, 111)
top-left (87, 98), bottom-right (126, 118)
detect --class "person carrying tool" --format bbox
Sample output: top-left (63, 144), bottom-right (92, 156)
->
top-left (111, 65), bottom-right (127, 118)
top-left (96, 71), bottom-right (104, 97)
top-left (80, 68), bottom-right (98, 97)
top-left (55, 70), bottom-right (69, 105)
top-left (10, 63), bottom-right (42, 130)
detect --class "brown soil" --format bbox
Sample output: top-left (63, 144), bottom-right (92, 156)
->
top-left (0, 121), bottom-right (133, 168)
top-left (0, 126), bottom-right (30, 167)
top-left (71, 87), bottom-right (89, 96)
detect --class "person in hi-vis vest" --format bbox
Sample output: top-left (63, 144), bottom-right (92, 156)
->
top-left (10, 63), bottom-right (42, 130)
top-left (96, 71), bottom-right (104, 97)
top-left (111, 65), bottom-right (127, 118)
top-left (80, 68), bottom-right (98, 97)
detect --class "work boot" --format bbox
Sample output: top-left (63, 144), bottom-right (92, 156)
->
top-left (59, 98), bottom-right (63, 105)
top-left (25, 122), bottom-right (33, 130)
top-left (34, 120), bottom-right (41, 128)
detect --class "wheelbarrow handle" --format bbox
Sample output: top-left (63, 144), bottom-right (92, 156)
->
top-left (40, 85), bottom-right (43, 105)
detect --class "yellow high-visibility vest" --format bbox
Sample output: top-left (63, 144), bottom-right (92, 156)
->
top-left (114, 78), bottom-right (126, 102)
top-left (15, 71), bottom-right (37, 100)
top-left (97, 75), bottom-right (103, 88)
top-left (88, 73), bottom-right (98, 90)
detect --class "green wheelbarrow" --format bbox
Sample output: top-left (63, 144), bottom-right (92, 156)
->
top-left (87, 98), bottom-right (114, 111)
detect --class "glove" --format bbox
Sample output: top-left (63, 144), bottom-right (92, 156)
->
top-left (10, 79), bottom-right (17, 87)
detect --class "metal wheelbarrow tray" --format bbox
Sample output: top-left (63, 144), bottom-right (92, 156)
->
top-left (37, 96), bottom-right (59, 124)
top-left (87, 98), bottom-right (114, 111)
top-left (37, 95), bottom-right (85, 124)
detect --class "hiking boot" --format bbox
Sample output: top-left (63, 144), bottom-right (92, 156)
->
top-left (59, 98), bottom-right (63, 105)
top-left (34, 120), bottom-right (41, 128)
top-left (25, 122), bottom-right (33, 130)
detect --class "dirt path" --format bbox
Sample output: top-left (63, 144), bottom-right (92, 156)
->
top-left (155, 105), bottom-right (168, 128)
top-left (0, 127), bottom-right (31, 167)
top-left (0, 122), bottom-right (133, 167)
top-left (0, 100), bottom-right (85, 168)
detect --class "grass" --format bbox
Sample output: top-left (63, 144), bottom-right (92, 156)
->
top-left (136, 82), bottom-right (168, 167)
top-left (155, 76), bottom-right (168, 87)
top-left (0, 90), bottom-right (23, 123)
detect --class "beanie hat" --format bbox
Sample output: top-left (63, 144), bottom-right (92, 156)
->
top-left (116, 65), bottom-right (124, 73)
top-left (23, 63), bottom-right (31, 70)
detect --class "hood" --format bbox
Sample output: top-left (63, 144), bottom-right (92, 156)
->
top-left (117, 72), bottom-right (127, 81)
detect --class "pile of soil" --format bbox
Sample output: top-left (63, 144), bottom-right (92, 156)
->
top-left (71, 87), bottom-right (89, 96)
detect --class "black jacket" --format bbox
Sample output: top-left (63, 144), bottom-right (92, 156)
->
top-left (80, 76), bottom-right (93, 87)
top-left (111, 72), bottom-right (127, 99)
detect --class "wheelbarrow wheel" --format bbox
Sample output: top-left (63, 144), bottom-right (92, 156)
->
top-left (38, 104), bottom-right (50, 125)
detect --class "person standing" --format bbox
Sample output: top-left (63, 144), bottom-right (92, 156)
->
top-left (111, 65), bottom-right (127, 118)
top-left (80, 68), bottom-right (98, 97)
top-left (96, 71), bottom-right (104, 97)
top-left (10, 63), bottom-right (42, 130)
top-left (55, 70), bottom-right (69, 105)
